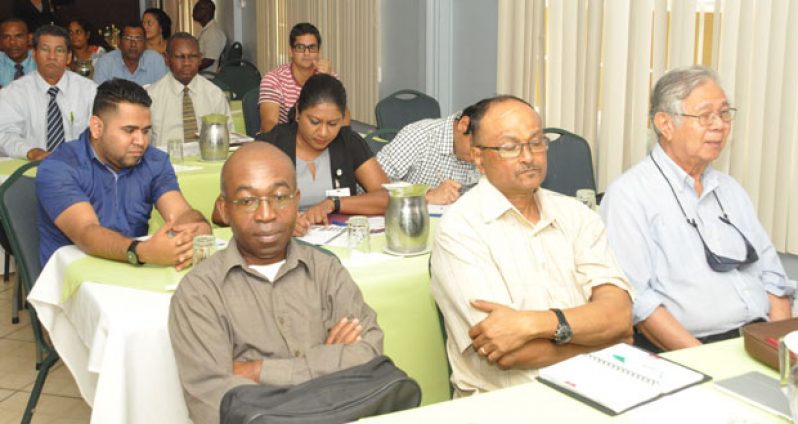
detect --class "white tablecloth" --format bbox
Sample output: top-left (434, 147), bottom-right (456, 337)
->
top-left (28, 246), bottom-right (191, 423)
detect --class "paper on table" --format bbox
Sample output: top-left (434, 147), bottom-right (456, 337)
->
top-left (297, 226), bottom-right (346, 246)
top-left (428, 204), bottom-right (449, 216)
top-left (172, 164), bottom-right (204, 172)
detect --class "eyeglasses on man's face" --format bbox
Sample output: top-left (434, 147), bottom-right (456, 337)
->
top-left (292, 43), bottom-right (319, 53)
top-left (678, 108), bottom-right (736, 127)
top-left (226, 192), bottom-right (298, 212)
top-left (475, 136), bottom-right (550, 159)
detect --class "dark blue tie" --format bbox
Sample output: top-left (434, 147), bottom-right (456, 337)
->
top-left (13, 63), bottom-right (24, 80)
top-left (46, 87), bottom-right (65, 152)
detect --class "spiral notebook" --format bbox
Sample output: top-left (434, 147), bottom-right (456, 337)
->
top-left (537, 343), bottom-right (711, 415)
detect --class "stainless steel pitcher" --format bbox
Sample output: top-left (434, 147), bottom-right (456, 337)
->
top-left (74, 60), bottom-right (93, 78)
top-left (384, 184), bottom-right (430, 254)
top-left (199, 114), bottom-right (229, 161)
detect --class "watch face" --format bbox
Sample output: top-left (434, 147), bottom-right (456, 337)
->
top-left (127, 250), bottom-right (138, 265)
top-left (554, 323), bottom-right (573, 344)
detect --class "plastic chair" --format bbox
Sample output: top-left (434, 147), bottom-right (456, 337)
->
top-left (213, 60), bottom-right (262, 101)
top-left (0, 223), bottom-right (23, 324)
top-left (210, 78), bottom-right (234, 101)
top-left (0, 161), bottom-right (58, 424)
top-left (242, 87), bottom-right (261, 137)
top-left (375, 89), bottom-right (441, 132)
top-left (219, 41), bottom-right (243, 67)
top-left (541, 128), bottom-right (597, 197)
top-left (363, 128), bottom-right (399, 155)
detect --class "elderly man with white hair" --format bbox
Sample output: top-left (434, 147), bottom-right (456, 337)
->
top-left (600, 65), bottom-right (795, 353)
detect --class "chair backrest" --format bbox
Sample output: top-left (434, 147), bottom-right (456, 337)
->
top-left (375, 89), bottom-right (441, 132)
top-left (219, 41), bottom-right (243, 67)
top-left (211, 78), bottom-right (233, 101)
top-left (363, 128), bottom-right (399, 155)
top-left (541, 128), bottom-right (597, 196)
top-left (214, 60), bottom-right (262, 101)
top-left (242, 87), bottom-right (261, 137)
top-left (0, 161), bottom-right (41, 294)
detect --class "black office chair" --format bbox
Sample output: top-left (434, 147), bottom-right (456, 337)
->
top-left (0, 161), bottom-right (58, 424)
top-left (210, 78), bottom-right (234, 101)
top-left (375, 89), bottom-right (440, 133)
top-left (242, 87), bottom-right (261, 137)
top-left (214, 60), bottom-right (262, 101)
top-left (218, 41), bottom-right (243, 68)
top-left (541, 128), bottom-right (597, 197)
top-left (363, 128), bottom-right (399, 155)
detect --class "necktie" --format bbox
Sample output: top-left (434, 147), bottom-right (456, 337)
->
top-left (182, 87), bottom-right (198, 142)
top-left (46, 87), bottom-right (65, 152)
top-left (13, 63), bottom-right (24, 80)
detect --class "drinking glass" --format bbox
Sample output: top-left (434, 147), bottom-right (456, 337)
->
top-left (347, 216), bottom-right (371, 254)
top-left (168, 138), bottom-right (184, 163)
top-left (192, 235), bottom-right (216, 266)
top-left (780, 331), bottom-right (798, 421)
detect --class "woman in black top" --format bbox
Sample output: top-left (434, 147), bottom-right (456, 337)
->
top-left (257, 74), bottom-right (389, 235)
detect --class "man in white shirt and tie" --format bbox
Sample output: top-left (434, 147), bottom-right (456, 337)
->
top-left (146, 32), bottom-right (232, 147)
top-left (0, 25), bottom-right (96, 160)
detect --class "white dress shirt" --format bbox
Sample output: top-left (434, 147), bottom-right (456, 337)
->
top-left (198, 20), bottom-right (227, 73)
top-left (0, 70), bottom-right (97, 158)
top-left (146, 72), bottom-right (233, 147)
top-left (600, 143), bottom-right (795, 338)
top-left (430, 177), bottom-right (632, 395)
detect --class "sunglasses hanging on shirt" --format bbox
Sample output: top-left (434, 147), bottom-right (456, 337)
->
top-left (650, 154), bottom-right (759, 272)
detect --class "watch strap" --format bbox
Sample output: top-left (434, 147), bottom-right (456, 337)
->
top-left (329, 196), bottom-right (341, 214)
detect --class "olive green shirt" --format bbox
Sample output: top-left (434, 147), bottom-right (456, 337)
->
top-left (168, 239), bottom-right (384, 424)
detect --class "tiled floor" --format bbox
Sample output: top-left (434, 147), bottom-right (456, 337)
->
top-left (0, 274), bottom-right (91, 423)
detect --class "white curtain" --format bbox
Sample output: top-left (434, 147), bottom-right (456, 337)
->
top-left (255, 0), bottom-right (379, 125)
top-left (497, 0), bottom-right (798, 254)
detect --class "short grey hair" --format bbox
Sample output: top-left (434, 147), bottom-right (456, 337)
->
top-left (649, 65), bottom-right (722, 138)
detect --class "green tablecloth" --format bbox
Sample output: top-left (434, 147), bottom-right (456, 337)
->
top-left (62, 227), bottom-right (451, 406)
top-left (150, 157), bottom-right (226, 230)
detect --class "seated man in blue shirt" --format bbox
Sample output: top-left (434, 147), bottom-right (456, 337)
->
top-left (0, 17), bottom-right (36, 88)
top-left (600, 65), bottom-right (795, 352)
top-left (93, 22), bottom-right (168, 86)
top-left (36, 78), bottom-right (211, 268)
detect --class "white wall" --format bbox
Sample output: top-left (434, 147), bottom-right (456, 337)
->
top-left (451, 0), bottom-right (498, 111)
top-left (380, 0), bottom-right (427, 100)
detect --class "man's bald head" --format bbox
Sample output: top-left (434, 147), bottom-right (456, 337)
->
top-left (221, 142), bottom-right (296, 198)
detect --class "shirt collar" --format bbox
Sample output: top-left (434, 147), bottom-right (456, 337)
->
top-left (33, 68), bottom-right (68, 93)
top-left (0, 50), bottom-right (33, 67)
top-left (217, 238), bottom-right (313, 284)
top-left (436, 113), bottom-right (459, 155)
top-left (117, 50), bottom-right (146, 74)
top-left (166, 72), bottom-right (197, 95)
top-left (476, 177), bottom-right (556, 233)
top-left (651, 143), bottom-right (720, 195)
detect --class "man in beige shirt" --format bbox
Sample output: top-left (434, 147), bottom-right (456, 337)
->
top-left (430, 95), bottom-right (633, 396)
top-left (168, 142), bottom-right (383, 424)
top-left (147, 32), bottom-right (232, 147)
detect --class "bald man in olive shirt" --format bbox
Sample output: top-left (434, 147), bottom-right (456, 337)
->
top-left (168, 143), bottom-right (383, 424)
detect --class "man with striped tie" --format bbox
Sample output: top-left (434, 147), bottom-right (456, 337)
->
top-left (147, 32), bottom-right (232, 148)
top-left (0, 25), bottom-right (96, 160)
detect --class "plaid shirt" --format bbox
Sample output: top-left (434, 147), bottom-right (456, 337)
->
top-left (376, 113), bottom-right (480, 189)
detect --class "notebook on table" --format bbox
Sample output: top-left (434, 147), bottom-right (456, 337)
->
top-left (537, 343), bottom-right (711, 415)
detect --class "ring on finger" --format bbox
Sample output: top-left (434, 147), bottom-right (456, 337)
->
top-left (479, 346), bottom-right (487, 355)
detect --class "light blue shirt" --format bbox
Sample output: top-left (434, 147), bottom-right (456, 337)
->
top-left (92, 49), bottom-right (167, 86)
top-left (600, 143), bottom-right (795, 338)
top-left (0, 51), bottom-right (36, 88)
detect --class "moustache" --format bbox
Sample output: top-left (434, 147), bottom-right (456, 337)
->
top-left (515, 165), bottom-right (542, 176)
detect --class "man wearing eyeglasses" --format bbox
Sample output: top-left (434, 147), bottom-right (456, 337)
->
top-left (169, 142), bottom-right (383, 424)
top-left (146, 32), bottom-right (233, 147)
top-left (257, 22), bottom-right (348, 134)
top-left (0, 25), bottom-right (96, 160)
top-left (93, 22), bottom-right (168, 86)
top-left (600, 65), bottom-right (794, 353)
top-left (430, 95), bottom-right (633, 396)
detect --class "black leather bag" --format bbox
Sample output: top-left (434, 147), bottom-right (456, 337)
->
top-left (220, 356), bottom-right (422, 424)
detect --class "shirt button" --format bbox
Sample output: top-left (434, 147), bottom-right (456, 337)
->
top-left (294, 350), bottom-right (301, 357)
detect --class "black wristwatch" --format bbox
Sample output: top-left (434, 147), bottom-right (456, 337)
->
top-left (551, 308), bottom-right (573, 344)
top-left (127, 240), bottom-right (143, 266)
top-left (328, 196), bottom-right (341, 214)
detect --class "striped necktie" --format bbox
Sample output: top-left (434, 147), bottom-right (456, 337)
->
top-left (14, 63), bottom-right (24, 80)
top-left (182, 87), bottom-right (198, 142)
top-left (46, 87), bottom-right (65, 152)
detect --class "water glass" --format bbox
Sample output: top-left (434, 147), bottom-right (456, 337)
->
top-left (347, 216), bottom-right (371, 254)
top-left (168, 138), bottom-right (184, 163)
top-left (576, 188), bottom-right (597, 210)
top-left (192, 235), bottom-right (217, 266)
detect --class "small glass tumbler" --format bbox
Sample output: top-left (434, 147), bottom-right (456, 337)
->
top-left (347, 216), bottom-right (371, 254)
top-left (576, 188), bottom-right (597, 210)
top-left (168, 138), bottom-right (184, 163)
top-left (192, 235), bottom-right (217, 266)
